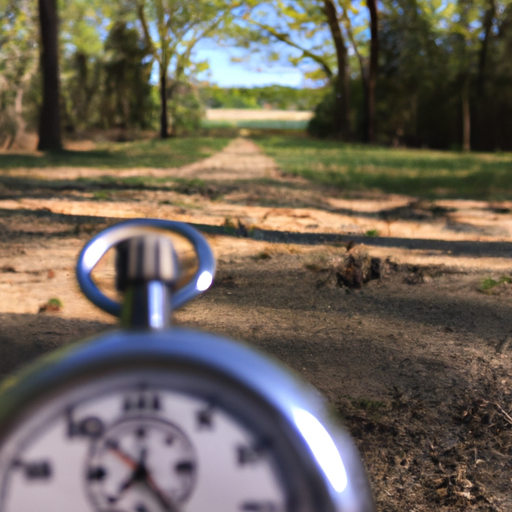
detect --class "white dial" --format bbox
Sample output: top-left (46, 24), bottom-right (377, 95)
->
top-left (0, 372), bottom-right (287, 512)
top-left (85, 417), bottom-right (197, 511)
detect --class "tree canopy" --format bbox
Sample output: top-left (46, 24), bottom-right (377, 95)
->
top-left (0, 0), bottom-right (511, 150)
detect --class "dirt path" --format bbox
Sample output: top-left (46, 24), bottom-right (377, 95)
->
top-left (173, 137), bottom-right (281, 179)
top-left (1, 139), bottom-right (512, 511)
top-left (3, 137), bottom-right (280, 180)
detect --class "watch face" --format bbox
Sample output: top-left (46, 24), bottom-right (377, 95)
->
top-left (0, 370), bottom-right (291, 512)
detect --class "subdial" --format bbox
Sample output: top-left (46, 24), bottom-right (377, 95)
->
top-left (85, 417), bottom-right (197, 512)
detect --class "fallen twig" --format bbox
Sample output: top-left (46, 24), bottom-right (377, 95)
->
top-left (494, 403), bottom-right (512, 426)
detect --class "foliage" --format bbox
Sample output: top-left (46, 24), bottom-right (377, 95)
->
top-left (101, 21), bottom-right (155, 130)
top-left (230, 0), bottom-right (380, 139)
top-left (256, 136), bottom-right (512, 200)
top-left (134, 0), bottom-right (241, 136)
top-left (200, 85), bottom-right (325, 110)
top-left (307, 89), bottom-right (337, 138)
top-left (0, 0), bottom-right (39, 147)
top-left (1, 0), bottom-right (512, 149)
top-left (58, 2), bottom-right (158, 133)
top-left (231, 0), bottom-right (512, 150)
top-left (375, 0), bottom-right (512, 150)
top-left (231, 0), bottom-right (338, 83)
top-left (169, 83), bottom-right (204, 136)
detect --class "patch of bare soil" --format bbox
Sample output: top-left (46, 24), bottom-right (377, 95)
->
top-left (1, 138), bottom-right (512, 511)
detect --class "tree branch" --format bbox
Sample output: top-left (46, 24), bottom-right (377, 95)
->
top-left (137, 0), bottom-right (159, 63)
top-left (340, 7), bottom-right (365, 78)
top-left (249, 20), bottom-right (333, 78)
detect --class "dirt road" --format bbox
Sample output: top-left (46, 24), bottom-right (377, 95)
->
top-left (1, 138), bottom-right (512, 511)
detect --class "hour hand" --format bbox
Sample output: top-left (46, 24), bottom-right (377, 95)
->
top-left (107, 443), bottom-right (138, 470)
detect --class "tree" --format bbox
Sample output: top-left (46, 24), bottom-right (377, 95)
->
top-left (452, 0), bottom-right (479, 151)
top-left (59, 0), bottom-right (105, 132)
top-left (366, 0), bottom-right (379, 143)
top-left (136, 0), bottom-right (240, 138)
top-left (338, 0), bottom-right (378, 142)
top-left (237, 0), bottom-right (351, 138)
top-left (0, 0), bottom-right (38, 149)
top-left (323, 0), bottom-right (351, 138)
top-left (234, 0), bottom-right (381, 141)
top-left (37, 0), bottom-right (62, 150)
top-left (477, 0), bottom-right (496, 94)
top-left (102, 21), bottom-right (154, 130)
top-left (3, 0), bottom-right (512, 151)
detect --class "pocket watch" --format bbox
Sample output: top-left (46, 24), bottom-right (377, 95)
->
top-left (0, 218), bottom-right (374, 512)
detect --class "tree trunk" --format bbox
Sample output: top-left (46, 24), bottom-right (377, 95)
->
top-left (366, 0), bottom-right (378, 143)
top-left (361, 70), bottom-right (370, 142)
top-left (37, 0), bottom-right (62, 151)
top-left (477, 0), bottom-right (495, 94)
top-left (323, 0), bottom-right (350, 138)
top-left (462, 77), bottom-right (471, 151)
top-left (10, 87), bottom-right (27, 149)
top-left (159, 66), bottom-right (169, 139)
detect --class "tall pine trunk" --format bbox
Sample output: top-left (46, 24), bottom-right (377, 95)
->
top-left (37, 0), bottom-right (62, 151)
top-left (462, 76), bottom-right (471, 151)
top-left (159, 66), bottom-right (169, 139)
top-left (366, 0), bottom-right (378, 143)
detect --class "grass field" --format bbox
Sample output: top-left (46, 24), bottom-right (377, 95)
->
top-left (203, 108), bottom-right (312, 131)
top-left (257, 136), bottom-right (512, 200)
top-left (0, 137), bottom-right (230, 170)
top-left (202, 119), bottom-right (309, 130)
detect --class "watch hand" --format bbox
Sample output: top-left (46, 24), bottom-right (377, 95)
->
top-left (107, 445), bottom-right (179, 512)
top-left (117, 473), bottom-right (135, 494)
top-left (143, 475), bottom-right (180, 512)
top-left (137, 448), bottom-right (180, 512)
top-left (108, 445), bottom-right (137, 470)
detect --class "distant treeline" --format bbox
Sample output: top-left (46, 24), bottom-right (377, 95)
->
top-left (199, 85), bottom-right (325, 111)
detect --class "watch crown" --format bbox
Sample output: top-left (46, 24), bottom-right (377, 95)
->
top-left (116, 235), bottom-right (180, 292)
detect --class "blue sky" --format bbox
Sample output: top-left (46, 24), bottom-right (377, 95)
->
top-left (194, 42), bottom-right (306, 88)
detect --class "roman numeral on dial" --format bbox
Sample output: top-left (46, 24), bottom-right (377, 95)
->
top-left (12, 460), bottom-right (52, 480)
top-left (123, 392), bottom-right (161, 413)
top-left (196, 406), bottom-right (214, 429)
top-left (237, 439), bottom-right (271, 466)
top-left (66, 409), bottom-right (104, 439)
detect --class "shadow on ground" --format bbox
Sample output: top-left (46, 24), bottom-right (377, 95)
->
top-left (0, 313), bottom-right (110, 379)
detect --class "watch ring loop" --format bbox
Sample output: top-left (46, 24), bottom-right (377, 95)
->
top-left (76, 218), bottom-right (216, 317)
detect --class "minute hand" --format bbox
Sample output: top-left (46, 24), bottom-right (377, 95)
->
top-left (143, 475), bottom-right (180, 512)
top-left (138, 448), bottom-right (180, 512)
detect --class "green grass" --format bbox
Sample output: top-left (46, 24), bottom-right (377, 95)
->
top-left (479, 276), bottom-right (512, 293)
top-left (47, 298), bottom-right (63, 308)
top-left (202, 119), bottom-right (308, 130)
top-left (256, 136), bottom-right (512, 200)
top-left (0, 137), bottom-right (230, 170)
